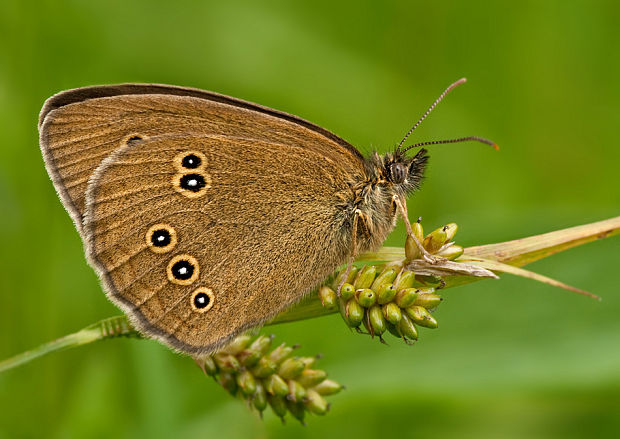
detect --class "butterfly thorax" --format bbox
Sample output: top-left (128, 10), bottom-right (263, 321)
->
top-left (344, 148), bottom-right (429, 254)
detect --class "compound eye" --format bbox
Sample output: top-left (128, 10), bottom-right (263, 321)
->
top-left (390, 162), bottom-right (407, 184)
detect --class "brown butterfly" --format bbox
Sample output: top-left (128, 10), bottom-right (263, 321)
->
top-left (38, 78), bottom-right (494, 355)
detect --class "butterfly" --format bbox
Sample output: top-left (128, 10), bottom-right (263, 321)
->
top-left (38, 78), bottom-right (494, 354)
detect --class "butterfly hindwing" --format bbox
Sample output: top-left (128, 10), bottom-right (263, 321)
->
top-left (83, 134), bottom-right (360, 354)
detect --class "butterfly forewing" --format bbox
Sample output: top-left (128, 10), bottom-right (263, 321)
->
top-left (39, 84), bottom-right (364, 235)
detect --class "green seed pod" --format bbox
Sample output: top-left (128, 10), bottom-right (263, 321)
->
top-left (268, 343), bottom-right (296, 364)
top-left (248, 334), bottom-right (274, 356)
top-left (393, 270), bottom-right (416, 291)
top-left (416, 287), bottom-right (435, 295)
top-left (267, 394), bottom-right (288, 418)
top-left (213, 353), bottom-right (240, 373)
top-left (368, 305), bottom-right (386, 336)
top-left (288, 379), bottom-right (307, 402)
top-left (340, 283), bottom-right (355, 300)
top-left (236, 369), bottom-right (257, 396)
top-left (376, 283), bottom-right (397, 305)
top-left (338, 299), bottom-right (347, 324)
top-left (253, 381), bottom-right (268, 412)
top-left (371, 268), bottom-right (398, 291)
top-left (304, 389), bottom-right (329, 415)
top-left (362, 311), bottom-right (371, 334)
top-left (382, 302), bottom-right (402, 325)
top-left (417, 274), bottom-right (443, 287)
top-left (344, 298), bottom-right (364, 327)
top-left (318, 285), bottom-right (338, 310)
top-left (355, 288), bottom-right (376, 308)
top-left (413, 293), bottom-right (443, 309)
top-left (386, 321), bottom-right (402, 338)
top-left (251, 356), bottom-right (277, 378)
top-left (443, 222), bottom-right (458, 242)
top-left (436, 244), bottom-right (464, 260)
top-left (299, 356), bottom-right (318, 369)
top-left (394, 288), bottom-right (419, 308)
top-left (332, 265), bottom-right (359, 290)
top-left (220, 334), bottom-right (253, 355)
top-left (382, 260), bottom-right (404, 273)
top-left (313, 379), bottom-right (344, 396)
top-left (218, 371), bottom-right (238, 395)
top-left (405, 234), bottom-right (422, 261)
top-left (353, 265), bottom-right (378, 290)
top-left (398, 313), bottom-right (419, 340)
top-left (286, 400), bottom-right (306, 424)
top-left (264, 373), bottom-right (289, 397)
top-left (297, 369), bottom-right (327, 388)
top-left (406, 306), bottom-right (439, 329)
top-left (278, 357), bottom-right (305, 380)
top-left (202, 356), bottom-right (218, 376)
top-left (406, 220), bottom-right (425, 260)
top-left (424, 227), bottom-right (448, 253)
top-left (413, 218), bottom-right (424, 242)
top-left (237, 349), bottom-right (261, 368)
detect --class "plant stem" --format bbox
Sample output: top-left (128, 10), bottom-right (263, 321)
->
top-left (0, 316), bottom-right (139, 373)
top-left (464, 216), bottom-right (620, 266)
top-left (1, 216), bottom-right (618, 373)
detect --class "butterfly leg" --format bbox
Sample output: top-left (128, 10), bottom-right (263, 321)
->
top-left (392, 195), bottom-right (442, 264)
top-left (193, 355), bottom-right (209, 375)
top-left (336, 209), bottom-right (361, 296)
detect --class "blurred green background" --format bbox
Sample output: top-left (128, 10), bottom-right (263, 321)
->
top-left (1, 0), bottom-right (618, 437)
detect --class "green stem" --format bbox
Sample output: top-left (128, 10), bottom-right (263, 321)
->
top-left (464, 216), bottom-right (620, 266)
top-left (1, 216), bottom-right (618, 373)
top-left (0, 316), bottom-right (140, 373)
top-left (270, 216), bottom-right (620, 323)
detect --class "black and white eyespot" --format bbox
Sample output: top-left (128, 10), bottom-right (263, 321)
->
top-left (182, 154), bottom-right (201, 169)
top-left (171, 259), bottom-right (195, 280)
top-left (180, 174), bottom-right (206, 191)
top-left (172, 171), bottom-right (212, 198)
top-left (190, 287), bottom-right (215, 313)
top-left (174, 151), bottom-right (207, 171)
top-left (167, 254), bottom-right (200, 285)
top-left (145, 223), bottom-right (177, 253)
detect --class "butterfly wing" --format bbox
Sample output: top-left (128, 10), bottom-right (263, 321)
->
top-left (84, 133), bottom-right (359, 354)
top-left (39, 84), bottom-right (364, 234)
top-left (39, 84), bottom-right (368, 354)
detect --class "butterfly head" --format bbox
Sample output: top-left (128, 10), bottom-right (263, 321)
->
top-left (374, 148), bottom-right (429, 194)
top-left (387, 158), bottom-right (407, 184)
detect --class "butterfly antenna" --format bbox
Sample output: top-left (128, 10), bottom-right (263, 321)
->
top-left (396, 78), bottom-right (468, 154)
top-left (400, 136), bottom-right (499, 154)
